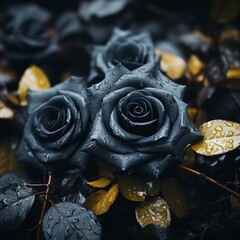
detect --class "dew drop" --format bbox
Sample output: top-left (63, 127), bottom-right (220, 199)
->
top-left (211, 130), bottom-right (217, 135)
top-left (104, 78), bottom-right (109, 84)
top-left (228, 143), bottom-right (233, 149)
top-left (225, 121), bottom-right (233, 127)
top-left (206, 148), bottom-right (212, 154)
top-left (206, 122), bottom-right (212, 128)
top-left (215, 126), bottom-right (222, 131)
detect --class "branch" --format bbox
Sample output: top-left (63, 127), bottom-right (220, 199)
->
top-left (178, 164), bottom-right (240, 199)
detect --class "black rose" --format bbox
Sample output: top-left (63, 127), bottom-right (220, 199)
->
top-left (17, 76), bottom-right (90, 170)
top-left (89, 28), bottom-right (155, 82)
top-left (1, 4), bottom-right (58, 63)
top-left (83, 60), bottom-right (202, 178)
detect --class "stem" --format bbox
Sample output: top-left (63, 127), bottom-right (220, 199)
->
top-left (36, 172), bottom-right (52, 240)
top-left (178, 164), bottom-right (240, 199)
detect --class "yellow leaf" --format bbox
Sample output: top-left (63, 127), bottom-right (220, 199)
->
top-left (85, 184), bottom-right (119, 215)
top-left (18, 65), bottom-right (50, 106)
top-left (211, 0), bottom-right (240, 23)
top-left (227, 68), bottom-right (240, 79)
top-left (160, 52), bottom-right (186, 80)
top-left (118, 175), bottom-right (161, 202)
top-left (191, 120), bottom-right (240, 156)
top-left (188, 55), bottom-right (205, 77)
top-left (0, 137), bottom-right (23, 176)
top-left (87, 178), bottom-right (112, 188)
top-left (135, 197), bottom-right (171, 228)
top-left (161, 178), bottom-right (188, 218)
top-left (0, 100), bottom-right (14, 119)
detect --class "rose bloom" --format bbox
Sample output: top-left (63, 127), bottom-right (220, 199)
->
top-left (17, 76), bottom-right (90, 170)
top-left (88, 28), bottom-right (155, 83)
top-left (83, 60), bottom-right (202, 178)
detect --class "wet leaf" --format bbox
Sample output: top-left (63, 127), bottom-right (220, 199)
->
top-left (0, 184), bottom-right (35, 231)
top-left (18, 65), bottom-right (50, 106)
top-left (160, 52), bottom-right (186, 80)
top-left (135, 197), bottom-right (171, 228)
top-left (87, 178), bottom-right (112, 188)
top-left (211, 0), bottom-right (240, 23)
top-left (118, 176), bottom-right (161, 202)
top-left (161, 178), bottom-right (188, 218)
top-left (188, 55), bottom-right (205, 77)
top-left (85, 184), bottom-right (119, 215)
top-left (0, 170), bottom-right (34, 189)
top-left (0, 100), bottom-right (14, 119)
top-left (191, 120), bottom-right (240, 156)
top-left (231, 194), bottom-right (240, 211)
top-left (0, 137), bottom-right (22, 176)
top-left (42, 202), bottom-right (101, 240)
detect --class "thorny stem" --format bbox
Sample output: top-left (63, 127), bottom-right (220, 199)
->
top-left (178, 164), bottom-right (240, 199)
top-left (36, 172), bottom-right (52, 240)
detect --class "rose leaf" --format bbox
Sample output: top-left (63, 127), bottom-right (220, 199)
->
top-left (191, 120), bottom-right (240, 156)
top-left (85, 184), bottom-right (119, 215)
top-left (135, 197), bottom-right (171, 228)
top-left (0, 184), bottom-right (35, 232)
top-left (87, 178), bottom-right (112, 188)
top-left (161, 178), bottom-right (188, 218)
top-left (118, 175), bottom-right (161, 202)
top-left (18, 65), bottom-right (50, 106)
top-left (0, 170), bottom-right (34, 189)
top-left (42, 202), bottom-right (101, 240)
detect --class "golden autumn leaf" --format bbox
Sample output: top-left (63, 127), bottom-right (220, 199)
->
top-left (0, 100), bottom-right (14, 119)
top-left (135, 197), bottom-right (171, 228)
top-left (85, 184), bottom-right (119, 215)
top-left (87, 178), bottom-right (112, 188)
top-left (211, 0), bottom-right (240, 23)
top-left (160, 52), bottom-right (186, 80)
top-left (191, 120), bottom-right (240, 156)
top-left (0, 137), bottom-right (23, 176)
top-left (161, 178), bottom-right (188, 218)
top-left (188, 55), bottom-right (205, 77)
top-left (227, 68), bottom-right (240, 79)
top-left (18, 65), bottom-right (50, 106)
top-left (118, 175), bottom-right (161, 202)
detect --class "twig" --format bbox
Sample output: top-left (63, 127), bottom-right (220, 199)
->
top-left (36, 172), bottom-right (52, 240)
top-left (178, 164), bottom-right (240, 198)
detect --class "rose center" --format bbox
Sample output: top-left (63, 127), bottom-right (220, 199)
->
top-left (118, 94), bottom-right (159, 136)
